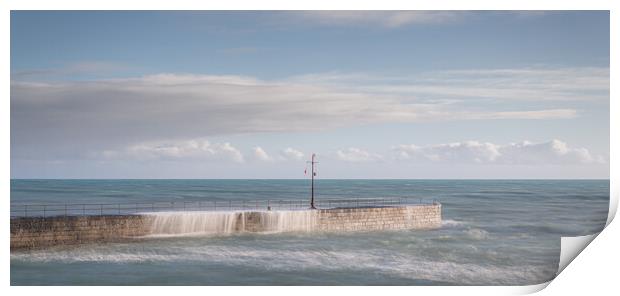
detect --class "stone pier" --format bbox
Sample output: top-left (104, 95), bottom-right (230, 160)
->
top-left (11, 203), bottom-right (442, 250)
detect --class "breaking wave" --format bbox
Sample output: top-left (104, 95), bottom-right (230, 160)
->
top-left (442, 219), bottom-right (466, 227)
top-left (10, 241), bottom-right (554, 285)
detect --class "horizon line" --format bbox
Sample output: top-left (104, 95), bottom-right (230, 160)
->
top-left (10, 178), bottom-right (610, 181)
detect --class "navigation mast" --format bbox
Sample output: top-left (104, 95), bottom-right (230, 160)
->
top-left (307, 153), bottom-right (318, 209)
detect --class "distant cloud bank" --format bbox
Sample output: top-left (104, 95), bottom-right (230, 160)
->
top-left (96, 138), bottom-right (604, 166)
top-left (336, 148), bottom-right (384, 163)
top-left (100, 139), bottom-right (245, 163)
top-left (393, 139), bottom-right (604, 165)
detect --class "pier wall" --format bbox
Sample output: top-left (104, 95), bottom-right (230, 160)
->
top-left (316, 204), bottom-right (441, 231)
top-left (10, 215), bottom-right (150, 250)
top-left (11, 203), bottom-right (441, 250)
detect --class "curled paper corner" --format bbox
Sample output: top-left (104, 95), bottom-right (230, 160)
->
top-left (517, 233), bottom-right (600, 295)
top-left (512, 281), bottom-right (552, 295)
top-left (558, 233), bottom-right (600, 275)
top-left (560, 186), bottom-right (617, 274)
top-left (532, 190), bottom-right (616, 294)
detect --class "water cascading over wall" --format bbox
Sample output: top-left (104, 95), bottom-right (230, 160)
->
top-left (143, 203), bottom-right (442, 236)
top-left (144, 210), bottom-right (320, 236)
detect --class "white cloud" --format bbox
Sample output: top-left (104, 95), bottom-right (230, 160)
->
top-left (336, 148), bottom-right (383, 163)
top-left (97, 141), bottom-right (311, 164)
top-left (281, 147), bottom-right (305, 161)
top-left (394, 139), bottom-right (604, 165)
top-left (11, 61), bottom-right (131, 79)
top-left (11, 73), bottom-right (428, 143)
top-left (11, 67), bottom-right (607, 160)
top-left (281, 11), bottom-right (549, 29)
top-left (13, 68), bottom-right (599, 139)
top-left (253, 146), bottom-right (273, 162)
top-left (465, 109), bottom-right (577, 120)
top-left (498, 140), bottom-right (605, 164)
top-left (98, 139), bottom-right (603, 166)
top-left (101, 139), bottom-right (244, 163)
top-left (291, 67), bottom-right (609, 102)
top-left (293, 11), bottom-right (465, 28)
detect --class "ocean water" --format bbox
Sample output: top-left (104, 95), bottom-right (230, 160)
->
top-left (10, 179), bottom-right (609, 285)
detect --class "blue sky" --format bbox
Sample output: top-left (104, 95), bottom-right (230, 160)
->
top-left (10, 11), bottom-right (610, 178)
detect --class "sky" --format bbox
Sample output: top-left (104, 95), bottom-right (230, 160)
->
top-left (10, 11), bottom-right (610, 179)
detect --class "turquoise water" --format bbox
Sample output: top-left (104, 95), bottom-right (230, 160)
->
top-left (10, 179), bottom-right (609, 285)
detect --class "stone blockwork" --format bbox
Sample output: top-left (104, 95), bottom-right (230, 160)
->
top-left (10, 215), bottom-right (151, 250)
top-left (11, 203), bottom-right (441, 250)
top-left (317, 203), bottom-right (442, 232)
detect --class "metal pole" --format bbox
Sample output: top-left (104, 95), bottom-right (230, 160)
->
top-left (44, 205), bottom-right (46, 218)
top-left (25, 205), bottom-right (27, 217)
top-left (100, 204), bottom-right (103, 215)
top-left (65, 203), bottom-right (67, 217)
top-left (311, 153), bottom-right (315, 209)
top-left (83, 204), bottom-right (85, 216)
top-left (307, 153), bottom-right (317, 209)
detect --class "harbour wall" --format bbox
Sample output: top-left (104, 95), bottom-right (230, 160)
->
top-left (11, 203), bottom-right (441, 250)
top-left (10, 215), bottom-right (150, 250)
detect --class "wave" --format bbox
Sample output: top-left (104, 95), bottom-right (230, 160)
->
top-left (442, 219), bottom-right (466, 227)
top-left (465, 228), bottom-right (490, 240)
top-left (10, 242), bottom-right (554, 285)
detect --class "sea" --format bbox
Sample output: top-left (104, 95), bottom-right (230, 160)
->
top-left (10, 179), bottom-right (609, 286)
